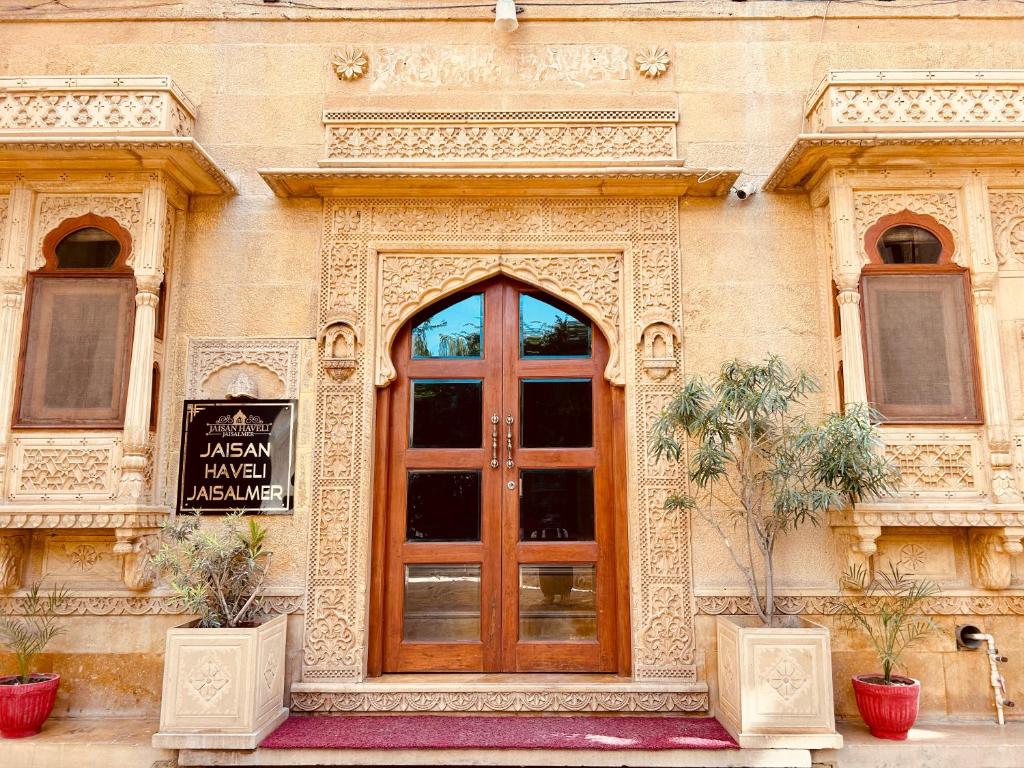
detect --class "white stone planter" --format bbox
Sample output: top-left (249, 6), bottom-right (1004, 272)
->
top-left (716, 615), bottom-right (842, 750)
top-left (152, 613), bottom-right (288, 750)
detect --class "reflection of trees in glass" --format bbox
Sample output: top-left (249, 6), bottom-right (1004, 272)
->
top-left (412, 318), bottom-right (482, 358)
top-left (522, 315), bottom-right (590, 356)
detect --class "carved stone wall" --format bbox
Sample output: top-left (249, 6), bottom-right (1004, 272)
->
top-left (853, 190), bottom-right (962, 262)
top-left (990, 190), bottom-right (1024, 268)
top-left (305, 197), bottom-right (694, 684)
top-left (186, 338), bottom-right (303, 400)
top-left (32, 193), bottom-right (143, 269)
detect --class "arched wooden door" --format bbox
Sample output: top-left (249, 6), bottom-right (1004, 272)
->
top-left (377, 277), bottom-right (620, 673)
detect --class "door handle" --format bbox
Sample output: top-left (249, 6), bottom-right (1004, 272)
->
top-left (505, 415), bottom-right (515, 469)
top-left (490, 414), bottom-right (499, 469)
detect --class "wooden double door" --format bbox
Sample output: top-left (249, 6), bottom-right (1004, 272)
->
top-left (379, 278), bottom-right (620, 673)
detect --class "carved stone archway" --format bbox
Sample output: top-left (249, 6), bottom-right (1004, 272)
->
top-left (299, 197), bottom-right (700, 707)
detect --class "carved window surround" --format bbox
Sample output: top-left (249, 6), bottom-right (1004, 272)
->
top-left (766, 70), bottom-right (1024, 192)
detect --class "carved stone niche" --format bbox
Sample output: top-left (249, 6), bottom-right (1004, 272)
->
top-left (319, 318), bottom-right (360, 382)
top-left (969, 528), bottom-right (1024, 591)
top-left (186, 338), bottom-right (301, 400)
top-left (639, 319), bottom-right (679, 381)
top-left (0, 532), bottom-right (28, 593)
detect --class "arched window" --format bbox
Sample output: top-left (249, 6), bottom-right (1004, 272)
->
top-left (860, 211), bottom-right (981, 423)
top-left (14, 214), bottom-right (136, 427)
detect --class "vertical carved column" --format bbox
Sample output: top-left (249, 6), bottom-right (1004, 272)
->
top-left (118, 181), bottom-right (166, 501)
top-left (0, 186), bottom-right (34, 500)
top-left (972, 277), bottom-right (1019, 502)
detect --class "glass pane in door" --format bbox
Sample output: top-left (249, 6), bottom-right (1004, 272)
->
top-left (520, 379), bottom-right (592, 447)
top-left (410, 380), bottom-right (482, 448)
top-left (520, 293), bottom-right (591, 357)
top-left (407, 471), bottom-right (481, 541)
top-left (404, 564), bottom-right (481, 642)
top-left (412, 293), bottom-right (483, 358)
top-left (519, 469), bottom-right (594, 541)
top-left (519, 564), bottom-right (597, 641)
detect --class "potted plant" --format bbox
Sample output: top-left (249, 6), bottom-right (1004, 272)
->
top-left (151, 513), bottom-right (288, 750)
top-left (832, 563), bottom-right (939, 740)
top-left (0, 584), bottom-right (71, 738)
top-left (651, 356), bottom-right (899, 748)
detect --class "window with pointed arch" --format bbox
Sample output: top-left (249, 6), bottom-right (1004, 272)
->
top-left (13, 214), bottom-right (136, 427)
top-left (860, 211), bottom-right (982, 424)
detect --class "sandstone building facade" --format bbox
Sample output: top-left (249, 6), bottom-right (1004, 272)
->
top-left (0, 0), bottom-right (1023, 728)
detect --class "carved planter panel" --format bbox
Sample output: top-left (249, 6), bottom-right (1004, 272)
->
top-left (153, 613), bottom-right (288, 750)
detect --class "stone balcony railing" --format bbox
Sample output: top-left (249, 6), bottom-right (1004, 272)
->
top-left (0, 75), bottom-right (196, 138)
top-left (805, 70), bottom-right (1024, 134)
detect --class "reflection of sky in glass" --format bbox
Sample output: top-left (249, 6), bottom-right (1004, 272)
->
top-left (412, 294), bottom-right (483, 358)
top-left (520, 293), bottom-right (591, 357)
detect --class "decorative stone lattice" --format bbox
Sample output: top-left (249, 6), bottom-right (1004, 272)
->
top-left (884, 435), bottom-right (983, 498)
top-left (304, 196), bottom-right (694, 687)
top-left (8, 437), bottom-right (121, 502)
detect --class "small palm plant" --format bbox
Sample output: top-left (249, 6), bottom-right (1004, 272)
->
top-left (152, 512), bottom-right (271, 628)
top-left (0, 584), bottom-right (71, 684)
top-left (833, 563), bottom-right (940, 684)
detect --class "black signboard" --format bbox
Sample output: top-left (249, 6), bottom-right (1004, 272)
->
top-left (177, 400), bottom-right (296, 514)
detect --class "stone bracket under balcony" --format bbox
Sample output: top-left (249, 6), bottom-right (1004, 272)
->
top-left (765, 70), bottom-right (1024, 192)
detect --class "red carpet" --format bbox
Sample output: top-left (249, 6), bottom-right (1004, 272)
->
top-left (261, 715), bottom-right (738, 751)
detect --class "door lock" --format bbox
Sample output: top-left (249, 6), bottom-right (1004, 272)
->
top-left (507, 481), bottom-right (516, 491)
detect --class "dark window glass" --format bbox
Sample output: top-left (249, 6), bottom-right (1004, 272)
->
top-left (877, 225), bottom-right (942, 265)
top-left (520, 379), bottom-right (592, 448)
top-left (520, 293), bottom-right (591, 357)
top-left (411, 293), bottom-right (483, 359)
top-left (410, 380), bottom-right (483, 448)
top-left (407, 471), bottom-right (481, 542)
top-left (54, 227), bottom-right (121, 269)
top-left (862, 273), bottom-right (979, 422)
top-left (519, 469), bottom-right (595, 541)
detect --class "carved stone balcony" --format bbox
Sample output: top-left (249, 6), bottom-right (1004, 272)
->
top-left (0, 76), bottom-right (233, 194)
top-left (765, 70), bottom-right (1024, 192)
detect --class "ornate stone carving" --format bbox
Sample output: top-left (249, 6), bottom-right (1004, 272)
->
top-left (332, 48), bottom-right (368, 81)
top-left (322, 110), bottom-right (677, 164)
top-left (853, 191), bottom-right (961, 263)
top-left (989, 190), bottom-right (1024, 267)
top-left (306, 196), bottom-right (694, 686)
top-left (40, 534), bottom-right (124, 588)
top-left (883, 432), bottom-right (983, 499)
top-left (635, 47), bottom-right (670, 78)
top-left (121, 532), bottom-right (159, 591)
top-left (292, 690), bottom-right (707, 714)
top-left (807, 72), bottom-right (1024, 133)
top-left (0, 591), bottom-right (304, 616)
top-left (639, 320), bottom-right (679, 381)
top-left (834, 525), bottom-right (881, 584)
top-left (0, 532), bottom-right (27, 592)
top-left (8, 436), bottom-right (120, 502)
top-left (695, 594), bottom-right (1024, 616)
top-left (969, 528), bottom-right (1024, 590)
top-left (33, 194), bottom-right (142, 269)
top-left (186, 338), bottom-right (302, 399)
top-left (318, 318), bottom-right (360, 382)
top-left (368, 45), bottom-right (630, 91)
top-left (0, 76), bottom-right (196, 137)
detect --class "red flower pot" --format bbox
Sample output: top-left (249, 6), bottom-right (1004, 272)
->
top-left (852, 674), bottom-right (920, 741)
top-left (0, 673), bottom-right (60, 738)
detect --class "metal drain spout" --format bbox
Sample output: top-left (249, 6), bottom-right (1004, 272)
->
top-left (957, 625), bottom-right (1015, 725)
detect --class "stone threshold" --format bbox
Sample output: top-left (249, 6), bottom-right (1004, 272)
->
top-left (291, 673), bottom-right (710, 713)
top-left (0, 717), bottom-right (171, 768)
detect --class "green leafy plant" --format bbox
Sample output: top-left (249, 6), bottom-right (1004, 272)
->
top-left (0, 584), bottom-right (71, 684)
top-left (650, 355), bottom-right (900, 626)
top-left (152, 512), bottom-right (271, 628)
top-left (832, 563), bottom-right (940, 684)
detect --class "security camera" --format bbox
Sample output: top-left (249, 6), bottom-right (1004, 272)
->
top-left (734, 183), bottom-right (758, 200)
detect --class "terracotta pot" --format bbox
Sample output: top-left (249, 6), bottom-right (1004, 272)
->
top-left (0, 673), bottom-right (60, 739)
top-left (852, 674), bottom-right (920, 740)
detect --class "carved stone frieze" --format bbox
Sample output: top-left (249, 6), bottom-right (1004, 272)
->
top-left (695, 594), bottom-right (1024, 616)
top-left (7, 436), bottom-right (121, 502)
top-left (322, 110), bottom-right (677, 164)
top-left (989, 190), bottom-right (1024, 267)
top-left (0, 591), bottom-right (304, 616)
top-left (306, 196), bottom-right (694, 686)
top-left (853, 191), bottom-right (961, 263)
top-left (0, 76), bottom-right (196, 137)
top-left (33, 194), bottom-right (143, 269)
top-left (186, 337), bottom-right (302, 400)
top-left (292, 690), bottom-right (708, 714)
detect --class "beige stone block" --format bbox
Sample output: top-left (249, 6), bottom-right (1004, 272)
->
top-left (153, 613), bottom-right (288, 750)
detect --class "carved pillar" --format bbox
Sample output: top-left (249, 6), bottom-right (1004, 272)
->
top-left (969, 527), bottom-right (1024, 590)
top-left (118, 182), bottom-right (167, 501)
top-left (0, 532), bottom-right (28, 592)
top-left (0, 186), bottom-right (34, 500)
top-left (835, 280), bottom-right (868, 409)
